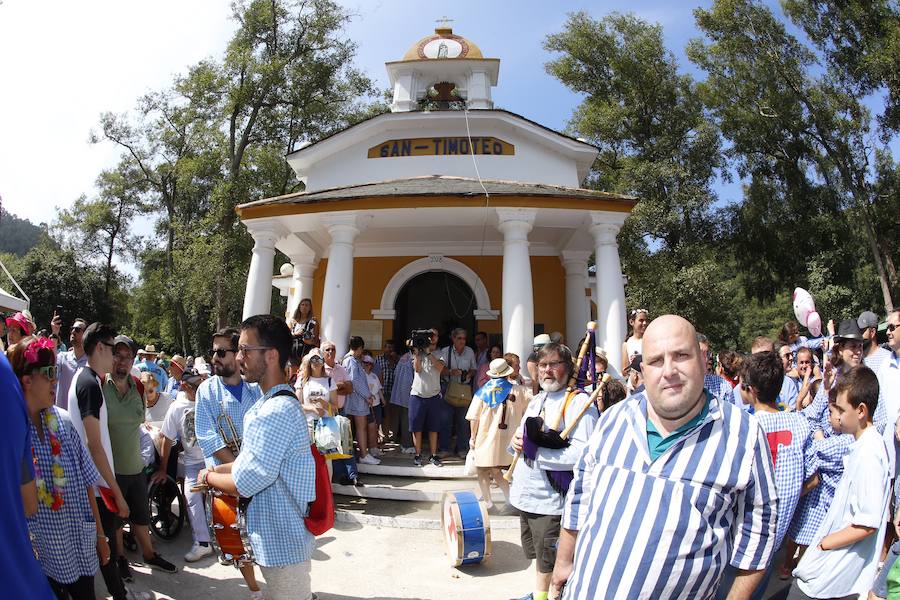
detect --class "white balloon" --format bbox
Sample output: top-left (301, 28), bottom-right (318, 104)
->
top-left (792, 287), bottom-right (816, 325)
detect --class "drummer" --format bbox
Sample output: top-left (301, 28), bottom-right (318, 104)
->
top-left (508, 343), bottom-right (598, 600)
top-left (466, 355), bottom-right (530, 515)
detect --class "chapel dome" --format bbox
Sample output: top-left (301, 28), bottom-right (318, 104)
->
top-left (401, 25), bottom-right (484, 61)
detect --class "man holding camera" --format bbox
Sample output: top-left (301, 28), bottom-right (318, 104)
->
top-left (409, 328), bottom-right (446, 467)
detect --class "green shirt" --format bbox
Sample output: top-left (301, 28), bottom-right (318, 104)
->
top-left (646, 392), bottom-right (710, 461)
top-left (103, 375), bottom-right (146, 475)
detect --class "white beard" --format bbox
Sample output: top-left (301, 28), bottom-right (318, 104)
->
top-left (540, 378), bottom-right (567, 393)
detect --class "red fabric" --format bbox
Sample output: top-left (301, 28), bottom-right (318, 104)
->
top-left (304, 444), bottom-right (334, 536)
top-left (766, 430), bottom-right (793, 467)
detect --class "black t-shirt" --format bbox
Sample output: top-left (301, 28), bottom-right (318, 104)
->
top-left (75, 367), bottom-right (104, 420)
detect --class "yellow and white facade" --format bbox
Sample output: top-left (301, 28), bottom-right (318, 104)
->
top-left (237, 25), bottom-right (636, 367)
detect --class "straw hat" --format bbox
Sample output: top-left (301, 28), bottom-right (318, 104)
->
top-left (486, 357), bottom-right (514, 379)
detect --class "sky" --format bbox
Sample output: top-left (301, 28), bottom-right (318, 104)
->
top-left (0, 0), bottom-right (892, 236)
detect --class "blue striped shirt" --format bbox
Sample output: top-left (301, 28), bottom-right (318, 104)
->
top-left (562, 391), bottom-right (778, 600)
top-left (232, 385), bottom-right (316, 568)
top-left (194, 376), bottom-right (261, 464)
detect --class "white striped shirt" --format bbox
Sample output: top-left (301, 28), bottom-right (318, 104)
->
top-left (562, 391), bottom-right (779, 600)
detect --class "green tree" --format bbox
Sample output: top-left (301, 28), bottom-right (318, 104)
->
top-left (545, 12), bottom-right (739, 347)
top-left (689, 0), bottom-right (898, 312)
top-left (55, 167), bottom-right (143, 296)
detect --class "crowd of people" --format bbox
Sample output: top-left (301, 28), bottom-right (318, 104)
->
top-left (2, 298), bottom-right (900, 600)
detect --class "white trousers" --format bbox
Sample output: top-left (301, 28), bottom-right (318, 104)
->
top-left (183, 461), bottom-right (210, 544)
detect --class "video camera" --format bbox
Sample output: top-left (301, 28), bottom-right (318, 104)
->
top-left (406, 329), bottom-right (433, 351)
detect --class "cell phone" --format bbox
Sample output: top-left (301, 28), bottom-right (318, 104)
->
top-left (54, 305), bottom-right (63, 318)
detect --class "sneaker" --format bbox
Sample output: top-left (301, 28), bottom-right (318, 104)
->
top-left (125, 589), bottom-right (154, 600)
top-left (249, 591), bottom-right (264, 600)
top-left (184, 542), bottom-right (213, 562)
top-left (413, 454), bottom-right (423, 467)
top-left (429, 454), bottom-right (443, 467)
top-left (369, 448), bottom-right (383, 457)
top-left (358, 454), bottom-right (381, 465)
top-left (118, 556), bottom-right (134, 583)
top-left (401, 446), bottom-right (416, 454)
top-left (144, 552), bottom-right (178, 573)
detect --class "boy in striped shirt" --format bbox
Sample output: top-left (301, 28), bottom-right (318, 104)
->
top-left (789, 366), bottom-right (890, 599)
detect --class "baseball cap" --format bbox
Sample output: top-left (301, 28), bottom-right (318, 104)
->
top-left (857, 311), bottom-right (879, 330)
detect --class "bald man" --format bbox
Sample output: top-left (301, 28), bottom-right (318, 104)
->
top-left (552, 315), bottom-right (778, 600)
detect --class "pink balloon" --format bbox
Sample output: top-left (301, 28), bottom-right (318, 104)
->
top-left (807, 312), bottom-right (822, 337)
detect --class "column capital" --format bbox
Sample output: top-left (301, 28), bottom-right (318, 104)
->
top-left (244, 219), bottom-right (283, 249)
top-left (496, 208), bottom-right (536, 240)
top-left (589, 212), bottom-right (628, 245)
top-left (560, 250), bottom-right (591, 271)
top-left (321, 212), bottom-right (363, 245)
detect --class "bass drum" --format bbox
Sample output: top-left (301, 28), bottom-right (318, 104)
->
top-left (441, 490), bottom-right (491, 567)
top-left (206, 493), bottom-right (254, 566)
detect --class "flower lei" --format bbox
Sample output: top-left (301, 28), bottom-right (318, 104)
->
top-left (33, 411), bottom-right (65, 511)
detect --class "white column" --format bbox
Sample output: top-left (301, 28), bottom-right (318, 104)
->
top-left (286, 251), bottom-right (318, 319)
top-left (319, 214), bottom-right (360, 358)
top-left (496, 208), bottom-right (537, 365)
top-left (561, 251), bottom-right (591, 350)
top-left (241, 226), bottom-right (279, 320)
top-left (590, 213), bottom-right (629, 372)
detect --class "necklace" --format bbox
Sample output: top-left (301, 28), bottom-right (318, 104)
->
top-left (33, 410), bottom-right (66, 511)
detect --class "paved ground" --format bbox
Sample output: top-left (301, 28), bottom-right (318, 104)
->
top-left (102, 517), bottom-right (798, 600)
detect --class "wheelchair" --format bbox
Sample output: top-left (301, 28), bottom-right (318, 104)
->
top-left (123, 438), bottom-right (187, 550)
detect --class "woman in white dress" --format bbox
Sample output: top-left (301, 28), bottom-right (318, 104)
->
top-left (620, 308), bottom-right (649, 372)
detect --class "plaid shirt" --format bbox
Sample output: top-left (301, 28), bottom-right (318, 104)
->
top-left (753, 411), bottom-right (812, 549)
top-left (788, 433), bottom-right (853, 545)
top-left (195, 376), bottom-right (261, 465)
top-left (232, 385), bottom-right (316, 567)
top-left (373, 354), bottom-right (396, 398)
top-left (28, 408), bottom-right (102, 584)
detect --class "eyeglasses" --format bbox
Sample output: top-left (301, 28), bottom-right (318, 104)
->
top-left (238, 345), bottom-right (272, 354)
top-left (114, 353), bottom-right (134, 362)
top-left (71, 327), bottom-right (85, 334)
top-left (537, 361), bottom-right (566, 371)
top-left (309, 356), bottom-right (324, 363)
top-left (740, 383), bottom-right (750, 391)
top-left (34, 365), bottom-right (58, 379)
top-left (888, 324), bottom-right (899, 333)
top-left (212, 348), bottom-right (237, 358)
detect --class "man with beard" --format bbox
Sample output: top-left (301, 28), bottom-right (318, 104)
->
top-left (551, 315), bottom-right (778, 600)
top-left (199, 315), bottom-right (316, 600)
top-left (55, 317), bottom-right (88, 411)
top-left (194, 326), bottom-right (263, 599)
top-left (508, 342), bottom-right (598, 600)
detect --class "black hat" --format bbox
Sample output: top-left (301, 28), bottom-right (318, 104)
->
top-left (834, 319), bottom-right (864, 342)
top-left (113, 335), bottom-right (137, 355)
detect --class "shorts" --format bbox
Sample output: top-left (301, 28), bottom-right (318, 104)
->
top-left (115, 472), bottom-right (151, 526)
top-left (368, 404), bottom-right (383, 425)
top-left (519, 511), bottom-right (561, 573)
top-left (408, 394), bottom-right (443, 433)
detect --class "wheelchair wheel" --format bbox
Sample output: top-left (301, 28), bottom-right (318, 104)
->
top-left (148, 475), bottom-right (185, 540)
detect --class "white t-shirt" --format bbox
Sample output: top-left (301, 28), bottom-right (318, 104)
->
top-left (366, 372), bottom-right (382, 400)
top-left (794, 426), bottom-right (891, 597)
top-left (299, 376), bottom-right (336, 427)
top-left (160, 395), bottom-right (205, 465)
top-left (145, 391), bottom-right (174, 424)
top-left (410, 351), bottom-right (444, 398)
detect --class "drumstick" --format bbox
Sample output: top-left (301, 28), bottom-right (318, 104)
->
top-left (504, 322), bottom-right (598, 482)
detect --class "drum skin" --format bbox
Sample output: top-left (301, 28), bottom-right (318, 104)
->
top-left (441, 490), bottom-right (492, 567)
top-left (206, 493), bottom-right (254, 565)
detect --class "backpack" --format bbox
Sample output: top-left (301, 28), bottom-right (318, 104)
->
top-left (273, 389), bottom-right (334, 536)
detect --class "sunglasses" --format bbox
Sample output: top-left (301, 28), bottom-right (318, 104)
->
top-left (212, 348), bottom-right (236, 358)
top-left (740, 383), bottom-right (750, 391)
top-left (888, 324), bottom-right (899, 333)
top-left (309, 356), bottom-right (324, 363)
top-left (34, 365), bottom-right (58, 379)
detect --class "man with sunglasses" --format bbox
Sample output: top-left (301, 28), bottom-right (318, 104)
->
top-left (194, 326), bottom-right (264, 598)
top-left (54, 318), bottom-right (88, 412)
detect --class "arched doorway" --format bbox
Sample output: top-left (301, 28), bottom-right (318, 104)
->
top-left (393, 271), bottom-right (476, 349)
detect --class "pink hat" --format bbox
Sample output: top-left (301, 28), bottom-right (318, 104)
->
top-left (6, 312), bottom-right (33, 335)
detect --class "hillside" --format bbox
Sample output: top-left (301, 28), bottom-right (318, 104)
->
top-left (0, 207), bottom-right (43, 256)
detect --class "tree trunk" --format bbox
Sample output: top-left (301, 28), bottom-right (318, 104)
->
top-left (856, 192), bottom-right (895, 312)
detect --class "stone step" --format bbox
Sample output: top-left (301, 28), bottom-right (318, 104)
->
top-left (356, 452), bottom-right (472, 479)
top-left (334, 496), bottom-right (520, 530)
top-left (334, 473), bottom-right (506, 503)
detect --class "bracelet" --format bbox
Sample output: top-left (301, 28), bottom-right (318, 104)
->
top-left (97, 534), bottom-right (109, 542)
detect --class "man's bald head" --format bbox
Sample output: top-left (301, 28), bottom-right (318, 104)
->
top-left (641, 315), bottom-right (707, 431)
